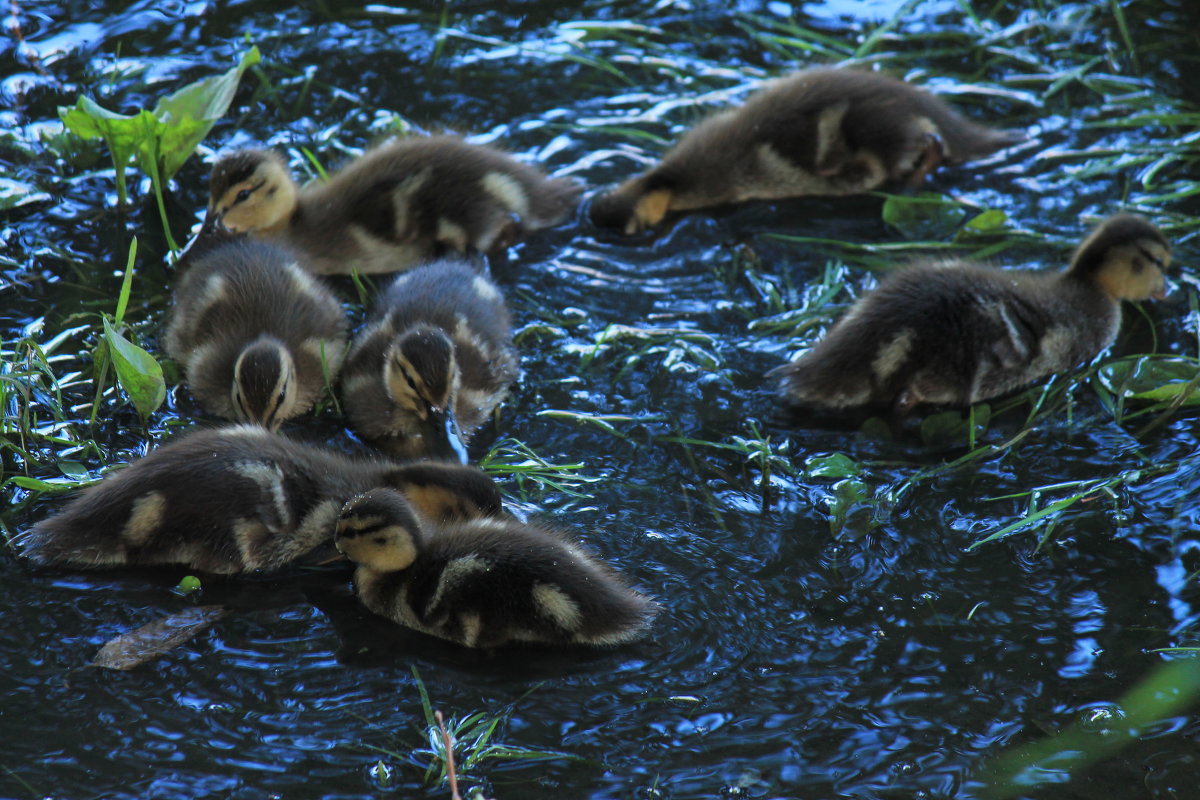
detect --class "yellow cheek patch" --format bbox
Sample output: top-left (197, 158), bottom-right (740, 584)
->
top-left (630, 188), bottom-right (673, 233)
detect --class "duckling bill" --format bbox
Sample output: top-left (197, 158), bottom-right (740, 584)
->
top-left (591, 67), bottom-right (1022, 234)
top-left (335, 488), bottom-right (658, 648)
top-left (207, 135), bottom-right (581, 274)
top-left (341, 259), bottom-right (518, 461)
top-left (774, 214), bottom-right (1172, 416)
top-left (17, 425), bottom-right (505, 575)
top-left (164, 238), bottom-right (348, 429)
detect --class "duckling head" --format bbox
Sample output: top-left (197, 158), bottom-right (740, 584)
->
top-left (382, 325), bottom-right (469, 463)
top-left (1070, 214), bottom-right (1172, 301)
top-left (207, 149), bottom-right (298, 236)
top-left (335, 488), bottom-right (426, 572)
top-left (231, 335), bottom-right (300, 430)
top-left (589, 178), bottom-right (673, 235)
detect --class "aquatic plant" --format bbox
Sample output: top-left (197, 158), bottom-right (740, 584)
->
top-left (58, 47), bottom-right (260, 251)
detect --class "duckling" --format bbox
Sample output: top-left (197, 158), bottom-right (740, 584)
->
top-left (164, 238), bottom-right (348, 429)
top-left (17, 425), bottom-right (505, 575)
top-left (334, 488), bottom-right (658, 648)
top-left (207, 135), bottom-right (581, 274)
top-left (591, 68), bottom-right (1021, 234)
top-left (341, 259), bottom-right (518, 462)
top-left (774, 214), bottom-right (1172, 416)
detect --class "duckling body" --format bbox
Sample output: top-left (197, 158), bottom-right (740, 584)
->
top-left (342, 259), bottom-right (518, 461)
top-left (775, 215), bottom-right (1171, 414)
top-left (208, 136), bottom-right (581, 274)
top-left (591, 68), bottom-right (1021, 234)
top-left (165, 238), bottom-right (348, 429)
top-left (335, 488), bottom-right (658, 648)
top-left (18, 426), bottom-right (504, 575)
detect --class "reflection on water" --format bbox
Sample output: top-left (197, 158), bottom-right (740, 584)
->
top-left (2, 0), bottom-right (1199, 798)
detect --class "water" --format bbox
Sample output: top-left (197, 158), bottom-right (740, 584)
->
top-left (2, 1), bottom-right (1199, 798)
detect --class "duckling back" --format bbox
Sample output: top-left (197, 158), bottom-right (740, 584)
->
top-left (17, 426), bottom-right (391, 574)
top-left (592, 67), bottom-right (1020, 233)
top-left (339, 489), bottom-right (657, 648)
top-left (775, 260), bottom-right (1120, 413)
top-left (342, 259), bottom-right (518, 458)
top-left (283, 135), bottom-right (580, 274)
top-left (165, 239), bottom-right (347, 427)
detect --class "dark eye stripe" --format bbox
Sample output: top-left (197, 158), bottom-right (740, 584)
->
top-left (1137, 247), bottom-right (1165, 268)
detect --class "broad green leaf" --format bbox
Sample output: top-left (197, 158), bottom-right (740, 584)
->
top-left (804, 452), bottom-right (861, 479)
top-left (881, 192), bottom-right (964, 239)
top-left (920, 404), bottom-right (991, 448)
top-left (153, 47), bottom-right (261, 177)
top-left (1098, 356), bottom-right (1200, 404)
top-left (56, 47), bottom-right (260, 203)
top-left (102, 317), bottom-right (165, 417)
top-left (964, 208), bottom-right (1008, 233)
top-left (56, 461), bottom-right (90, 481)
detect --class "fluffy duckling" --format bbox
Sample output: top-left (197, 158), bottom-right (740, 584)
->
top-left (341, 259), bottom-right (518, 461)
top-left (207, 135), bottom-right (581, 274)
top-left (335, 488), bottom-right (658, 648)
top-left (17, 425), bottom-right (505, 575)
top-left (165, 238), bottom-right (348, 429)
top-left (591, 68), bottom-right (1021, 234)
top-left (775, 215), bottom-right (1172, 415)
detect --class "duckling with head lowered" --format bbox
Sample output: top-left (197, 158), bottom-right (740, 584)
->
top-left (207, 135), bottom-right (581, 274)
top-left (341, 259), bottom-right (518, 462)
top-left (17, 425), bottom-right (505, 575)
top-left (165, 238), bottom-right (347, 429)
top-left (591, 67), bottom-right (1021, 234)
top-left (774, 214), bottom-right (1172, 416)
top-left (335, 488), bottom-right (658, 648)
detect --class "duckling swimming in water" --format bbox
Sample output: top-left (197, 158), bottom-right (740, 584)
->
top-left (165, 238), bottom-right (348, 429)
top-left (341, 259), bottom-right (518, 462)
top-left (774, 214), bottom-right (1172, 416)
top-left (207, 135), bottom-right (581, 274)
top-left (591, 68), bottom-right (1021, 234)
top-left (335, 487), bottom-right (658, 648)
top-left (17, 425), bottom-right (504, 575)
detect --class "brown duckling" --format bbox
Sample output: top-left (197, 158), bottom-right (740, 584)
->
top-left (341, 259), bottom-right (518, 462)
top-left (17, 425), bottom-right (504, 575)
top-left (164, 238), bottom-right (348, 429)
top-left (591, 67), bottom-right (1021, 234)
top-left (334, 487), bottom-right (658, 648)
top-left (207, 135), bottom-right (581, 274)
top-left (774, 214), bottom-right (1172, 416)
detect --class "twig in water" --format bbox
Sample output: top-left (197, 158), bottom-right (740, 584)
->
top-left (435, 710), bottom-right (462, 800)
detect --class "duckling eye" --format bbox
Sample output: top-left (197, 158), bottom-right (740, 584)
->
top-left (1132, 261), bottom-right (1145, 274)
top-left (235, 187), bottom-right (253, 203)
top-left (373, 536), bottom-right (387, 545)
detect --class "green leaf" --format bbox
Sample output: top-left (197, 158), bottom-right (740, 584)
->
top-left (56, 461), bottom-right (90, 481)
top-left (56, 47), bottom-right (261, 204)
top-left (920, 405), bottom-right (991, 448)
top-left (102, 317), bottom-right (165, 418)
top-left (963, 208), bottom-right (1008, 233)
top-left (1098, 356), bottom-right (1200, 404)
top-left (152, 47), bottom-right (261, 178)
top-left (804, 452), bottom-right (861, 479)
top-left (880, 192), bottom-right (964, 239)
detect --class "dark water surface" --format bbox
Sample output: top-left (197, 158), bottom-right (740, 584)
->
top-left (3, 1), bottom-right (1200, 798)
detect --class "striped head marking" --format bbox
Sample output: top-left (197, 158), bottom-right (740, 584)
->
top-left (232, 336), bottom-right (299, 430)
top-left (335, 488), bottom-right (425, 571)
top-left (382, 326), bottom-right (470, 462)
top-left (209, 149), bottom-right (298, 234)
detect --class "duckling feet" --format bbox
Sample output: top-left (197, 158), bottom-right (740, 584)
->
top-left (907, 133), bottom-right (945, 186)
